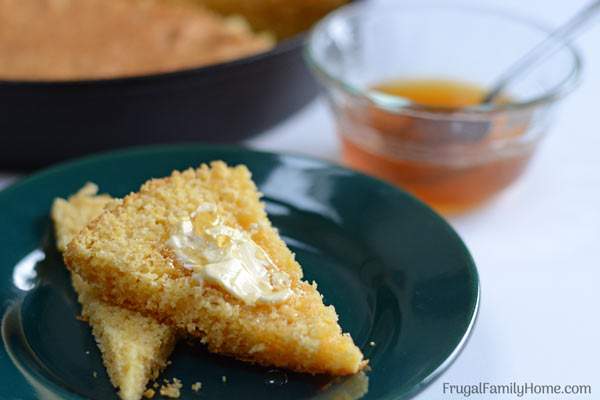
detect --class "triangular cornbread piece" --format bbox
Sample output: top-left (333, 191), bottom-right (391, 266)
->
top-left (52, 184), bottom-right (177, 400)
top-left (65, 162), bottom-right (365, 375)
top-left (52, 184), bottom-right (113, 254)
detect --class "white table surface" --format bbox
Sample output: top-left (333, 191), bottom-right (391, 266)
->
top-left (1, 0), bottom-right (598, 398)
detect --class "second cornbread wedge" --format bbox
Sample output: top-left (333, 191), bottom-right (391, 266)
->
top-left (52, 184), bottom-right (177, 400)
top-left (65, 161), bottom-right (365, 375)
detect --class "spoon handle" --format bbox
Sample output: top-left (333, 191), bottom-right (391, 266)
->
top-left (483, 0), bottom-right (600, 104)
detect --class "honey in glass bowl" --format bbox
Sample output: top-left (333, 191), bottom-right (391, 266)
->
top-left (306, 2), bottom-right (581, 215)
top-left (337, 79), bottom-right (535, 214)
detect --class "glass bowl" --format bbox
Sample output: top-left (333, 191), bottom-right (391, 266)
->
top-left (306, 2), bottom-right (581, 214)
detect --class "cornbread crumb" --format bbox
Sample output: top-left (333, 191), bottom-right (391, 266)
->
top-left (143, 388), bottom-right (155, 398)
top-left (65, 162), bottom-right (366, 375)
top-left (191, 382), bottom-right (202, 392)
top-left (52, 184), bottom-right (178, 400)
top-left (159, 378), bottom-right (183, 398)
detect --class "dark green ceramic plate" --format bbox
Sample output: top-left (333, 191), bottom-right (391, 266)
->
top-left (0, 145), bottom-right (479, 400)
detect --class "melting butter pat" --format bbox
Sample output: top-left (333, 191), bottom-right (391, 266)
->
top-left (167, 212), bottom-right (292, 305)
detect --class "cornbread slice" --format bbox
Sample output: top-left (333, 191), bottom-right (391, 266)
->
top-left (65, 162), bottom-right (365, 375)
top-left (51, 184), bottom-right (177, 400)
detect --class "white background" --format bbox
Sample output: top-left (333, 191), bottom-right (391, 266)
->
top-left (1, 0), bottom-right (599, 399)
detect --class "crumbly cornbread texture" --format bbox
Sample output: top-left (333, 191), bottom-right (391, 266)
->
top-left (51, 184), bottom-right (177, 400)
top-left (159, 378), bottom-right (183, 398)
top-left (65, 162), bottom-right (365, 375)
top-left (52, 183), bottom-right (113, 253)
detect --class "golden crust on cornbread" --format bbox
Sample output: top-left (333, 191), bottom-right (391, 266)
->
top-left (51, 184), bottom-right (177, 400)
top-left (65, 162), bottom-right (365, 375)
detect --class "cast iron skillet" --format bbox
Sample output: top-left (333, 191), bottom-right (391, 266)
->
top-left (0, 17), bottom-right (320, 169)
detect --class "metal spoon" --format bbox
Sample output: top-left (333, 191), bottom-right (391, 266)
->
top-left (365, 2), bottom-right (599, 143)
top-left (482, 0), bottom-right (600, 104)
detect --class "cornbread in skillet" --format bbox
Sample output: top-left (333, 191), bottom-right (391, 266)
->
top-left (193, 0), bottom-right (350, 39)
top-left (52, 184), bottom-right (177, 400)
top-left (0, 0), bottom-right (274, 81)
top-left (65, 162), bottom-right (366, 375)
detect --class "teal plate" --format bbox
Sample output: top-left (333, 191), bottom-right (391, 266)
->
top-left (0, 145), bottom-right (479, 400)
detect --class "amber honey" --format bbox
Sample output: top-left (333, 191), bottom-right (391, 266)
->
top-left (372, 79), bottom-right (487, 108)
top-left (339, 79), bottom-right (534, 214)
